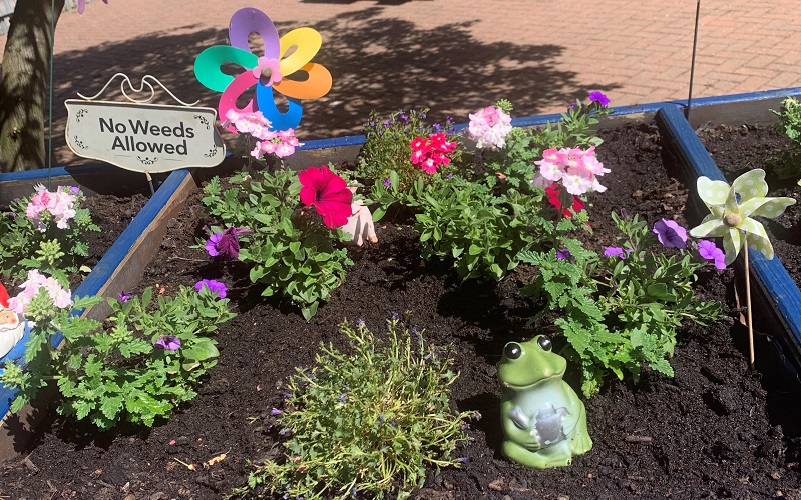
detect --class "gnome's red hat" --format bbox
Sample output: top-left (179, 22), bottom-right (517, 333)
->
top-left (0, 282), bottom-right (10, 309)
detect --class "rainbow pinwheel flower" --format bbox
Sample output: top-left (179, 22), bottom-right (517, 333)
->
top-left (689, 169), bottom-right (796, 266)
top-left (193, 8), bottom-right (332, 132)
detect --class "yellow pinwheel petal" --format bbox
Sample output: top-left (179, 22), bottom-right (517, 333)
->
top-left (689, 217), bottom-right (727, 238)
top-left (732, 168), bottom-right (768, 202)
top-left (697, 176), bottom-right (730, 206)
top-left (722, 228), bottom-right (742, 266)
top-left (740, 218), bottom-right (775, 259)
top-left (279, 27), bottom-right (322, 76)
top-left (740, 196), bottom-right (796, 219)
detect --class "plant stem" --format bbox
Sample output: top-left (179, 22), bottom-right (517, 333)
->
top-left (744, 236), bottom-right (755, 369)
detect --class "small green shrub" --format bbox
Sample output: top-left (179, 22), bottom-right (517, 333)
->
top-left (770, 96), bottom-right (801, 183)
top-left (241, 317), bottom-right (478, 499)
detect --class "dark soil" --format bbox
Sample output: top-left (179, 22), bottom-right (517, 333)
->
top-left (3, 124), bottom-right (801, 500)
top-left (697, 122), bottom-right (801, 285)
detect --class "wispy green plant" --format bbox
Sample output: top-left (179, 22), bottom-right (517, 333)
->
top-left (240, 317), bottom-right (477, 500)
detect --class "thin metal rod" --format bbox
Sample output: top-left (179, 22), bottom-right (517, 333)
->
top-left (744, 238), bottom-right (755, 370)
top-left (686, 0), bottom-right (701, 121)
top-left (47, 0), bottom-right (56, 189)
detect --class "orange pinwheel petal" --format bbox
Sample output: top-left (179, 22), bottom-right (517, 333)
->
top-left (273, 63), bottom-right (332, 100)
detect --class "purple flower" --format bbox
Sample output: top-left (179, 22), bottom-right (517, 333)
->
top-left (339, 394), bottom-right (348, 404)
top-left (588, 91), bottom-right (611, 107)
top-left (271, 408), bottom-right (283, 416)
top-left (432, 123), bottom-right (441, 131)
top-left (154, 335), bottom-right (181, 351)
top-left (653, 219), bottom-right (687, 249)
top-left (555, 248), bottom-right (572, 261)
top-left (378, 414), bottom-right (385, 423)
top-left (456, 457), bottom-right (468, 463)
top-left (399, 113), bottom-right (409, 123)
top-left (356, 318), bottom-right (365, 327)
top-left (118, 291), bottom-right (132, 303)
top-left (698, 240), bottom-right (727, 270)
top-left (382, 120), bottom-right (391, 128)
top-left (206, 227), bottom-right (250, 260)
top-left (604, 246), bottom-right (632, 259)
top-left (194, 279), bottom-right (228, 298)
top-left (383, 178), bottom-right (391, 187)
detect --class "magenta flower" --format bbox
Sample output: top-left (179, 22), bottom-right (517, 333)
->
top-left (154, 335), bottom-right (181, 351)
top-left (118, 291), bottom-right (132, 303)
top-left (299, 166), bottom-right (353, 228)
top-left (588, 91), bottom-right (610, 107)
top-left (555, 248), bottom-right (572, 261)
top-left (653, 219), bottom-right (688, 249)
top-left (206, 227), bottom-right (250, 260)
top-left (604, 246), bottom-right (632, 259)
top-left (698, 240), bottom-right (727, 270)
top-left (194, 279), bottom-right (228, 298)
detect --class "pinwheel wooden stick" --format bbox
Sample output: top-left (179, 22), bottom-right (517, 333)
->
top-left (689, 168), bottom-right (796, 369)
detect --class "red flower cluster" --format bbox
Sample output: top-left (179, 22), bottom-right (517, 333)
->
top-left (545, 182), bottom-right (585, 218)
top-left (409, 133), bottom-right (457, 174)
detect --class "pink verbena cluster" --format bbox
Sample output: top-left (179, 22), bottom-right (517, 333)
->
top-left (409, 133), bottom-right (457, 174)
top-left (8, 270), bottom-right (72, 314)
top-left (25, 185), bottom-right (78, 230)
top-left (534, 146), bottom-right (610, 196)
top-left (467, 106), bottom-right (513, 149)
top-left (225, 109), bottom-right (301, 159)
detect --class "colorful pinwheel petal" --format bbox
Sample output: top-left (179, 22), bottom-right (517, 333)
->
top-left (193, 8), bottom-right (332, 132)
top-left (689, 169), bottom-right (796, 266)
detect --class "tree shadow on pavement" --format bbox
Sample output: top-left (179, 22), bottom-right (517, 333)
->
top-left (48, 7), bottom-right (619, 166)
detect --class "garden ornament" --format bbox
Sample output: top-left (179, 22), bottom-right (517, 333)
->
top-left (194, 7), bottom-right (332, 132)
top-left (689, 168), bottom-right (796, 368)
top-left (0, 282), bottom-right (27, 361)
top-left (498, 335), bottom-right (592, 468)
top-left (342, 187), bottom-right (378, 246)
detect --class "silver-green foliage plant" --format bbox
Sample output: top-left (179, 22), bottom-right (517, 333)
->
top-left (519, 212), bottom-right (721, 397)
top-left (0, 285), bottom-right (235, 430)
top-left (770, 96), bottom-right (801, 183)
top-left (0, 185), bottom-right (99, 281)
top-left (241, 317), bottom-right (478, 499)
top-left (201, 169), bottom-right (352, 320)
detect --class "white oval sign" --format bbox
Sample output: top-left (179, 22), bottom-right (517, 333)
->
top-left (65, 100), bottom-right (226, 173)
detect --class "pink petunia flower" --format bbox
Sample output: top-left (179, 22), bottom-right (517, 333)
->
top-left (299, 166), bottom-right (354, 228)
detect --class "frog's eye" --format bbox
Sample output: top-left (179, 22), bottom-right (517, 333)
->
top-left (537, 336), bottom-right (552, 351)
top-left (504, 343), bottom-right (522, 360)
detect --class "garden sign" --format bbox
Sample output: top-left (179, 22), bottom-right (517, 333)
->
top-left (65, 74), bottom-right (226, 175)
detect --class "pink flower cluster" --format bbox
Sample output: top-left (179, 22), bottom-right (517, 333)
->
top-left (467, 106), bottom-right (513, 149)
top-left (25, 185), bottom-right (78, 230)
top-left (225, 109), bottom-right (301, 159)
top-left (409, 133), bottom-right (457, 174)
top-left (8, 270), bottom-right (72, 315)
top-left (534, 146), bottom-right (610, 196)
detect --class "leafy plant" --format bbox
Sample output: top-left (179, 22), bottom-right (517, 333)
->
top-left (0, 282), bottom-right (235, 430)
top-left (0, 185), bottom-right (99, 281)
top-left (201, 167), bottom-right (353, 320)
top-left (241, 317), bottom-right (478, 500)
top-left (770, 96), bottom-right (801, 183)
top-left (520, 212), bottom-right (721, 397)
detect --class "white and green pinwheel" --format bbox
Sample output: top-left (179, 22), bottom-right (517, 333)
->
top-left (689, 168), bottom-right (796, 266)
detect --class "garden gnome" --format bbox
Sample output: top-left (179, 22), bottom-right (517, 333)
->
top-left (0, 282), bottom-right (26, 359)
top-left (342, 187), bottom-right (378, 246)
top-left (497, 335), bottom-right (592, 468)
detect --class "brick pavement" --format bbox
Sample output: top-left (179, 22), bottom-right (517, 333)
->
top-left (2, 0), bottom-right (801, 165)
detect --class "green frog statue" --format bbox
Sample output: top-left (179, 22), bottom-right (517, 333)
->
top-left (497, 335), bottom-right (592, 468)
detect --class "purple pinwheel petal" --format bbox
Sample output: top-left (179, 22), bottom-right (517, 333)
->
top-left (229, 8), bottom-right (280, 59)
top-left (154, 335), bottom-right (181, 351)
top-left (653, 219), bottom-right (688, 249)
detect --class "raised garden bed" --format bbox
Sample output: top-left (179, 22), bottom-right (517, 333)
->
top-left (2, 108), bottom-right (801, 499)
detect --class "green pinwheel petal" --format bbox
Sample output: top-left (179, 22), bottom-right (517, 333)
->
top-left (740, 196), bottom-right (796, 219)
top-left (722, 227), bottom-right (742, 266)
top-left (732, 168), bottom-right (768, 203)
top-left (724, 183), bottom-right (740, 216)
top-left (740, 217), bottom-right (775, 259)
top-left (194, 45), bottom-right (258, 92)
top-left (697, 176), bottom-right (730, 206)
top-left (689, 217), bottom-right (727, 238)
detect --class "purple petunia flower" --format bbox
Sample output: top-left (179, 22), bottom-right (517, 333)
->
top-left (604, 246), bottom-right (632, 259)
top-left (588, 91), bottom-right (611, 107)
top-left (154, 335), bottom-right (181, 351)
top-left (653, 219), bottom-right (687, 249)
top-left (118, 291), bottom-right (132, 303)
top-left (194, 279), bottom-right (228, 298)
top-left (698, 240), bottom-right (727, 270)
top-left (555, 248), bottom-right (572, 261)
top-left (206, 227), bottom-right (251, 260)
